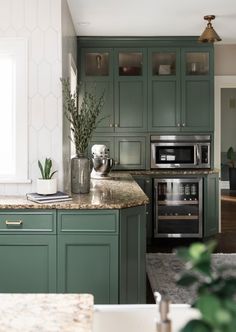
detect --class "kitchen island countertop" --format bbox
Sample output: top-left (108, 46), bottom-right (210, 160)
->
top-left (0, 293), bottom-right (93, 332)
top-left (0, 172), bottom-right (149, 209)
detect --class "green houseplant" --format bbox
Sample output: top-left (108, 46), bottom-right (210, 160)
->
top-left (227, 146), bottom-right (236, 190)
top-left (37, 158), bottom-right (57, 195)
top-left (176, 241), bottom-right (236, 332)
top-left (61, 78), bottom-right (104, 194)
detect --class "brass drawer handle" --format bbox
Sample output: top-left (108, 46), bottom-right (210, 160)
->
top-left (5, 220), bottom-right (23, 226)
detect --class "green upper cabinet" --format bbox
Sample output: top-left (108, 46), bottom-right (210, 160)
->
top-left (114, 48), bottom-right (147, 132)
top-left (181, 48), bottom-right (214, 132)
top-left (148, 46), bottom-right (213, 132)
top-left (80, 48), bottom-right (114, 133)
top-left (80, 47), bottom-right (148, 133)
top-left (148, 48), bottom-right (181, 132)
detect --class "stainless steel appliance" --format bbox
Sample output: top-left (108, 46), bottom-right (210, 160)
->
top-left (151, 135), bottom-right (211, 169)
top-left (154, 178), bottom-right (203, 238)
top-left (91, 144), bottom-right (114, 179)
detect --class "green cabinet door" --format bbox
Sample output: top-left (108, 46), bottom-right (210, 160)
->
top-left (0, 235), bottom-right (56, 293)
top-left (148, 48), bottom-right (181, 132)
top-left (80, 48), bottom-right (114, 132)
top-left (115, 136), bottom-right (146, 170)
top-left (114, 48), bottom-right (147, 132)
top-left (204, 173), bottom-right (219, 237)
top-left (181, 48), bottom-right (214, 132)
top-left (57, 210), bottom-right (119, 304)
top-left (119, 206), bottom-right (146, 304)
top-left (58, 234), bottom-right (118, 304)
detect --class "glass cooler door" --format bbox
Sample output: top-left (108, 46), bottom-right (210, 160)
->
top-left (154, 178), bottom-right (202, 238)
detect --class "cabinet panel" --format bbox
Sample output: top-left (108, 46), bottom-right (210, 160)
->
top-left (0, 235), bottom-right (56, 293)
top-left (150, 81), bottom-right (179, 131)
top-left (116, 81), bottom-right (146, 131)
top-left (115, 137), bottom-right (146, 170)
top-left (182, 80), bottom-right (212, 131)
top-left (120, 206), bottom-right (146, 304)
top-left (84, 81), bottom-right (114, 132)
top-left (58, 235), bottom-right (118, 304)
top-left (204, 174), bottom-right (219, 237)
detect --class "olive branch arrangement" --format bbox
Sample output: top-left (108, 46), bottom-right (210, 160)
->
top-left (61, 78), bottom-right (105, 156)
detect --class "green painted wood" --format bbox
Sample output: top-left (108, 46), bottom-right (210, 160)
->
top-left (149, 80), bottom-right (179, 131)
top-left (119, 206), bottom-right (146, 304)
top-left (57, 234), bottom-right (118, 304)
top-left (115, 136), bottom-right (146, 170)
top-left (0, 210), bottom-right (56, 234)
top-left (84, 81), bottom-right (114, 132)
top-left (133, 176), bottom-right (152, 243)
top-left (58, 210), bottom-right (119, 234)
top-left (0, 235), bottom-right (56, 293)
top-left (204, 174), bottom-right (219, 237)
top-left (182, 80), bottom-right (212, 131)
top-left (115, 81), bottom-right (147, 131)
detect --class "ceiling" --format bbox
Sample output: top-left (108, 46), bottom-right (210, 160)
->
top-left (67, 0), bottom-right (236, 44)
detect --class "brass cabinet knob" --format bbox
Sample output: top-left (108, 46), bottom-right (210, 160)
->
top-left (109, 123), bottom-right (113, 128)
top-left (177, 123), bottom-right (180, 127)
top-left (114, 124), bottom-right (119, 128)
top-left (182, 123), bottom-right (186, 127)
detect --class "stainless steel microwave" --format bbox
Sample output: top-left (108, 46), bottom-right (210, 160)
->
top-left (151, 135), bottom-right (211, 169)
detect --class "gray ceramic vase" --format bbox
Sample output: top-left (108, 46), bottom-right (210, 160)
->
top-left (71, 155), bottom-right (90, 194)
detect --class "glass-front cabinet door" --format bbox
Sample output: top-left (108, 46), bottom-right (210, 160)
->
top-left (148, 48), bottom-right (181, 132)
top-left (114, 49), bottom-right (147, 132)
top-left (80, 48), bottom-right (114, 132)
top-left (154, 178), bottom-right (203, 238)
top-left (181, 48), bottom-right (213, 132)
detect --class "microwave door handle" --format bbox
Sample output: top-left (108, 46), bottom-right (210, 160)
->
top-left (196, 145), bottom-right (200, 165)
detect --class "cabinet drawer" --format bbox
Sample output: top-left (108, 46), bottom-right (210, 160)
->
top-left (58, 210), bottom-right (119, 234)
top-left (0, 210), bottom-right (56, 234)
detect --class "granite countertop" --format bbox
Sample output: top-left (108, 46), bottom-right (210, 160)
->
top-left (0, 172), bottom-right (149, 209)
top-left (129, 168), bottom-right (219, 176)
top-left (0, 293), bottom-right (93, 332)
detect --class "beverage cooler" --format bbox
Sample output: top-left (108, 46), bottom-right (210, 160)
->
top-left (154, 178), bottom-right (203, 238)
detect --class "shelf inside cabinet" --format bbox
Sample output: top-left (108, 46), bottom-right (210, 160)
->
top-left (158, 200), bottom-right (199, 205)
top-left (159, 215), bottom-right (199, 220)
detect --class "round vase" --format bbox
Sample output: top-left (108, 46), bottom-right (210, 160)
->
top-left (71, 155), bottom-right (90, 194)
top-left (36, 178), bottom-right (57, 195)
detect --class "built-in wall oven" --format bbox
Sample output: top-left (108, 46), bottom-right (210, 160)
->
top-left (151, 135), bottom-right (211, 169)
top-left (154, 178), bottom-right (203, 238)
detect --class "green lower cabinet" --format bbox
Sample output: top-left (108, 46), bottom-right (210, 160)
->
top-left (119, 206), bottom-right (146, 304)
top-left (0, 235), bottom-right (56, 293)
top-left (204, 173), bottom-right (220, 237)
top-left (57, 234), bottom-right (118, 304)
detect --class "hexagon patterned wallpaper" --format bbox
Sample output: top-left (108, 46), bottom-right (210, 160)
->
top-left (0, 0), bottom-right (76, 195)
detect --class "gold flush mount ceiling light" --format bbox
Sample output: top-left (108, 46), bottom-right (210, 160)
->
top-left (198, 15), bottom-right (222, 43)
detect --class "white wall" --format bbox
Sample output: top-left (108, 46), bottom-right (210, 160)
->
top-left (0, 0), bottom-right (76, 195)
top-left (61, 0), bottom-right (77, 193)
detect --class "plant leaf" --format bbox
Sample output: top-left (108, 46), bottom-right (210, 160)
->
top-left (180, 319), bottom-right (211, 332)
top-left (177, 273), bottom-right (199, 287)
top-left (49, 170), bottom-right (57, 179)
top-left (38, 160), bottom-right (44, 178)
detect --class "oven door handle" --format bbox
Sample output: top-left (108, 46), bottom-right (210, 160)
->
top-left (154, 184), bottom-right (158, 235)
top-left (196, 145), bottom-right (201, 166)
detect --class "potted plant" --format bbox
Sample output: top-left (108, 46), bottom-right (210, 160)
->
top-left (227, 146), bottom-right (236, 190)
top-left (176, 241), bottom-right (236, 332)
top-left (61, 78), bottom-right (104, 194)
top-left (37, 158), bottom-right (57, 195)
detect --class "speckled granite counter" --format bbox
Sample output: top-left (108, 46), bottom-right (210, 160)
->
top-left (0, 293), bottom-right (93, 332)
top-left (0, 173), bottom-right (149, 209)
top-left (129, 169), bottom-right (219, 176)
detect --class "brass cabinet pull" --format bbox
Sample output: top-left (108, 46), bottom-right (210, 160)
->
top-left (114, 124), bottom-right (119, 128)
top-left (5, 220), bottom-right (23, 226)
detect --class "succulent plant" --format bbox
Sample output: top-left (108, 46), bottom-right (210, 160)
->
top-left (38, 158), bottom-right (57, 179)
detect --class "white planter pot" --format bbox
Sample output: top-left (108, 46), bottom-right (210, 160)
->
top-left (36, 178), bottom-right (57, 195)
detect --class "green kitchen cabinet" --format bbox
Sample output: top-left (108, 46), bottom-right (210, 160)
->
top-left (89, 135), bottom-right (147, 170)
top-left (57, 207), bottom-right (146, 304)
top-left (133, 175), bottom-right (153, 243)
top-left (148, 46), bottom-right (213, 132)
top-left (80, 47), bottom-right (148, 133)
top-left (148, 48), bottom-right (181, 132)
top-left (204, 173), bottom-right (219, 237)
top-left (57, 210), bottom-right (119, 304)
top-left (0, 210), bottom-right (56, 293)
top-left (80, 48), bottom-right (114, 133)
